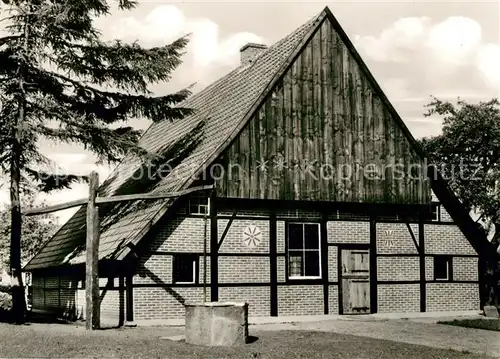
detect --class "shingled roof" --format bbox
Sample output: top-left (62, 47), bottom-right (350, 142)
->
top-left (25, 6), bottom-right (493, 271)
top-left (24, 8), bottom-right (323, 270)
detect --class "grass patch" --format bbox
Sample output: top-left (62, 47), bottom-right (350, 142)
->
top-left (439, 318), bottom-right (500, 332)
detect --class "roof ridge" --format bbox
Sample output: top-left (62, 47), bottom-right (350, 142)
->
top-left (238, 11), bottom-right (323, 69)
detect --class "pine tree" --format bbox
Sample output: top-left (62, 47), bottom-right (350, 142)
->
top-left (0, 0), bottom-right (192, 323)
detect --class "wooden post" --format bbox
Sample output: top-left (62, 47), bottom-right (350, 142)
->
top-left (209, 189), bottom-right (218, 302)
top-left (203, 212), bottom-right (208, 303)
top-left (125, 275), bottom-right (135, 326)
top-left (85, 171), bottom-right (100, 330)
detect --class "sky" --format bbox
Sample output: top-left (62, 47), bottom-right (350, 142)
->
top-left (1, 0), bottom-right (500, 223)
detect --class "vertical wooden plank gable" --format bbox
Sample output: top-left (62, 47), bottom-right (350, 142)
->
top-left (216, 18), bottom-right (430, 204)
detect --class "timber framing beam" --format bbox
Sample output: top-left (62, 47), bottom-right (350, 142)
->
top-left (418, 209), bottom-right (426, 312)
top-left (95, 185), bottom-right (214, 205)
top-left (24, 185), bottom-right (214, 216)
top-left (405, 222), bottom-right (420, 253)
top-left (217, 211), bottom-right (236, 251)
top-left (210, 189), bottom-right (219, 302)
top-left (269, 210), bottom-right (278, 316)
top-left (24, 198), bottom-right (88, 216)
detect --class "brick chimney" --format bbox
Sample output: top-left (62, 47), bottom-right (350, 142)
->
top-left (240, 43), bottom-right (268, 66)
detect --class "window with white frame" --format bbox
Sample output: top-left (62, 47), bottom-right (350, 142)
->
top-left (188, 196), bottom-right (209, 215)
top-left (287, 223), bottom-right (321, 279)
top-left (173, 255), bottom-right (198, 284)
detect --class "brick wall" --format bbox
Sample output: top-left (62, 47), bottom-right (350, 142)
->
top-left (425, 257), bottom-right (434, 281)
top-left (453, 257), bottom-right (479, 281)
top-left (327, 221), bottom-right (370, 243)
top-left (328, 285), bottom-right (339, 314)
top-left (277, 256), bottom-right (286, 283)
top-left (278, 285), bottom-right (323, 316)
top-left (426, 283), bottom-right (479, 311)
top-left (376, 223), bottom-right (419, 254)
top-left (378, 284), bottom-right (420, 313)
top-left (377, 257), bottom-right (419, 281)
top-left (219, 257), bottom-right (269, 283)
top-left (218, 219), bottom-right (270, 254)
top-left (424, 224), bottom-right (476, 255)
top-left (134, 255), bottom-right (172, 285)
top-left (30, 199), bottom-right (481, 323)
top-left (129, 203), bottom-right (481, 319)
top-left (328, 246), bottom-right (338, 282)
top-left (277, 221), bottom-right (285, 253)
top-left (152, 215), bottom-right (209, 252)
top-left (130, 205), bottom-right (278, 320)
top-left (133, 287), bottom-right (204, 320)
top-left (219, 287), bottom-right (270, 316)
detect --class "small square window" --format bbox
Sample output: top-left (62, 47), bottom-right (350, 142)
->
top-left (173, 255), bottom-right (198, 284)
top-left (188, 196), bottom-right (209, 215)
top-left (431, 203), bottom-right (440, 222)
top-left (434, 256), bottom-right (452, 281)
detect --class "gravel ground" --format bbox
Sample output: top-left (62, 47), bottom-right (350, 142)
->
top-left (254, 317), bottom-right (500, 358)
top-left (0, 322), bottom-right (491, 358)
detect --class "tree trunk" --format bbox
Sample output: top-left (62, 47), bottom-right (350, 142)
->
top-left (9, 133), bottom-right (25, 324)
top-left (9, 1), bottom-right (30, 324)
top-left (9, 68), bottom-right (26, 323)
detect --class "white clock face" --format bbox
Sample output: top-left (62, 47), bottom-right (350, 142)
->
top-left (242, 225), bottom-right (262, 248)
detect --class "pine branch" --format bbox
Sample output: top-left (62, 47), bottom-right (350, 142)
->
top-left (24, 167), bottom-right (86, 192)
top-left (47, 36), bottom-right (190, 92)
top-left (0, 0), bottom-right (193, 197)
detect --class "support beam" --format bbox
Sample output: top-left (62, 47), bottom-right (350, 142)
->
top-left (321, 212), bottom-right (329, 315)
top-left (118, 276), bottom-right (125, 327)
top-left (269, 210), bottom-right (278, 316)
top-left (405, 222), bottom-right (420, 252)
top-left (203, 213), bottom-right (208, 303)
top-left (85, 171), bottom-right (100, 330)
top-left (125, 275), bottom-right (135, 326)
top-left (419, 210), bottom-right (426, 312)
top-left (25, 198), bottom-right (87, 216)
top-left (218, 211), bottom-right (236, 250)
top-left (95, 185), bottom-right (214, 204)
top-left (369, 217), bottom-right (378, 314)
top-left (210, 190), bottom-right (218, 302)
top-left (24, 185), bottom-right (215, 216)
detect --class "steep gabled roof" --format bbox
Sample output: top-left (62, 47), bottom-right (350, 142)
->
top-left (25, 10), bottom-right (324, 270)
top-left (25, 6), bottom-right (493, 271)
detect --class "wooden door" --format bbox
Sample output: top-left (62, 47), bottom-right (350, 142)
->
top-left (341, 249), bottom-right (370, 314)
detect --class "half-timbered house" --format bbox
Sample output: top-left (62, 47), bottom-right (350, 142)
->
top-left (25, 7), bottom-right (491, 325)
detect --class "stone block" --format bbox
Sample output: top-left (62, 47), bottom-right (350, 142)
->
top-left (483, 305), bottom-right (499, 318)
top-left (185, 302), bottom-right (248, 346)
